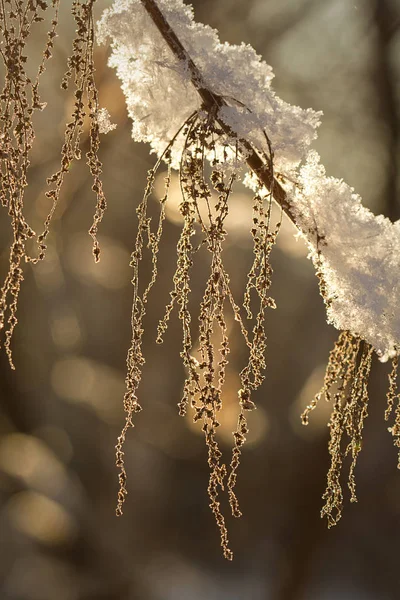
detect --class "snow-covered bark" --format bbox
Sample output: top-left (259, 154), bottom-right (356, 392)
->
top-left (97, 0), bottom-right (320, 173)
top-left (294, 152), bottom-right (400, 360)
top-left (98, 0), bottom-right (399, 360)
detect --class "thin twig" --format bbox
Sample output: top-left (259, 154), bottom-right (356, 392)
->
top-left (139, 0), bottom-right (298, 224)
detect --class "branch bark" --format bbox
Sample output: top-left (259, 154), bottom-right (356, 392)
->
top-left (139, 0), bottom-right (298, 224)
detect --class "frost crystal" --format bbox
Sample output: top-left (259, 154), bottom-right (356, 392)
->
top-left (293, 151), bottom-right (400, 360)
top-left (97, 0), bottom-right (321, 172)
top-left (97, 107), bottom-right (117, 134)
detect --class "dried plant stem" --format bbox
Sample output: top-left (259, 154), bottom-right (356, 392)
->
top-left (0, 0), bottom-right (106, 366)
top-left (115, 95), bottom-right (281, 559)
top-left (0, 0), bottom-right (61, 367)
top-left (302, 332), bottom-right (375, 526)
top-left (385, 355), bottom-right (400, 467)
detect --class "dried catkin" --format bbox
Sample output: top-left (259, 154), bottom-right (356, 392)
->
top-left (0, 0), bottom-right (107, 366)
top-left (116, 109), bottom-right (280, 559)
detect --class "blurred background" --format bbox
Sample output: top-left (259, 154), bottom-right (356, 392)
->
top-left (1, 0), bottom-right (400, 598)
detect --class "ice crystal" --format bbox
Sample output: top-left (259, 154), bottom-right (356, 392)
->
top-left (97, 0), bottom-right (321, 173)
top-left (293, 151), bottom-right (400, 360)
top-left (97, 108), bottom-right (117, 134)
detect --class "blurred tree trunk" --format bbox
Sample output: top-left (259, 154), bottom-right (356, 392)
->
top-left (373, 0), bottom-right (400, 220)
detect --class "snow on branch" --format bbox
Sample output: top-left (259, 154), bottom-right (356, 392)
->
top-left (294, 152), bottom-right (400, 361)
top-left (98, 0), bottom-right (399, 360)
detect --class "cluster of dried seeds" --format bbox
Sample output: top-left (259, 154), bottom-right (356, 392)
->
top-left (385, 355), bottom-right (400, 468)
top-left (0, 0), bottom-right (106, 366)
top-left (302, 331), bottom-right (374, 526)
top-left (44, 0), bottom-right (107, 265)
top-left (0, 0), bottom-right (60, 367)
top-left (116, 109), bottom-right (280, 559)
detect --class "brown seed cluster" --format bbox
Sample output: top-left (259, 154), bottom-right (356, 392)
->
top-left (0, 0), bottom-right (106, 366)
top-left (36, 0), bottom-right (106, 266)
top-left (385, 354), bottom-right (400, 468)
top-left (116, 109), bottom-right (280, 559)
top-left (0, 0), bottom-right (60, 367)
top-left (302, 332), bottom-right (375, 526)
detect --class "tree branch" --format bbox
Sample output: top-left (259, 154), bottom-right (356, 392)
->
top-left (139, 0), bottom-right (297, 224)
